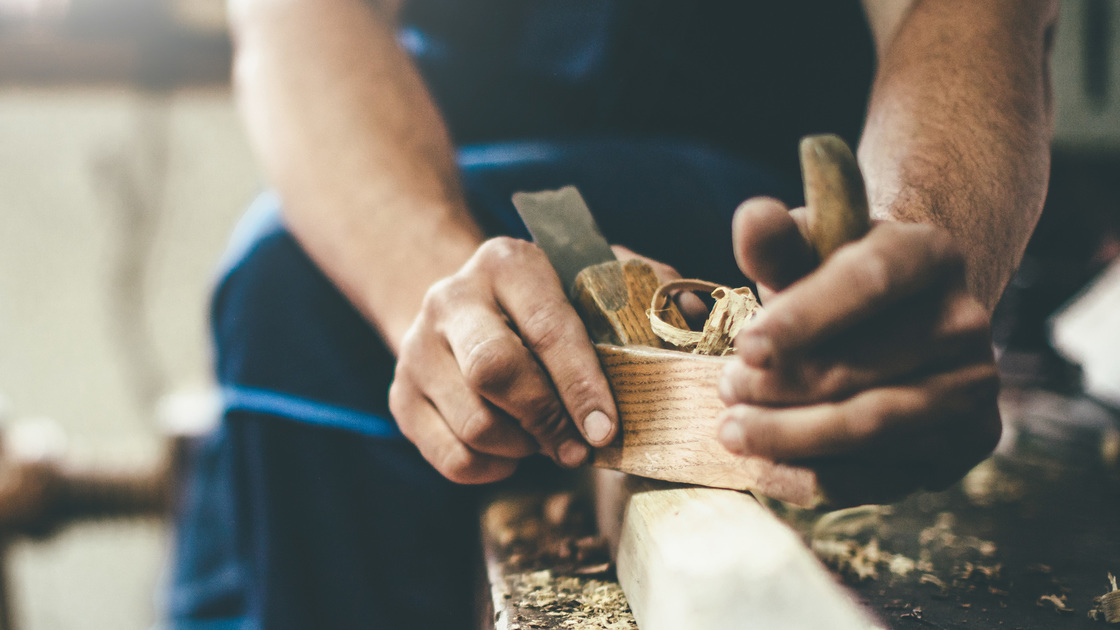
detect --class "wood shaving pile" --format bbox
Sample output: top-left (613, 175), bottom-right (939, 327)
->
top-left (648, 280), bottom-right (761, 355)
top-left (505, 569), bottom-right (636, 630)
top-left (487, 492), bottom-right (634, 630)
top-left (811, 536), bottom-right (918, 582)
top-left (810, 508), bottom-right (1004, 595)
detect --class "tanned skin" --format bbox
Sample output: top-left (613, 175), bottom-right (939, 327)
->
top-left (229, 0), bottom-right (615, 479)
top-left (720, 0), bottom-right (1058, 501)
top-left (230, 0), bottom-right (1057, 501)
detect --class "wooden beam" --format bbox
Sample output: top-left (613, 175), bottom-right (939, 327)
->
top-left (610, 477), bottom-right (880, 630)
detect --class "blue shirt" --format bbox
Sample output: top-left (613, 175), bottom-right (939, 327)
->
top-left (399, 0), bottom-right (874, 177)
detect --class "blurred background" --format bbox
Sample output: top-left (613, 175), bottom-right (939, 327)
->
top-left (0, 0), bottom-right (1116, 628)
top-left (0, 0), bottom-right (254, 627)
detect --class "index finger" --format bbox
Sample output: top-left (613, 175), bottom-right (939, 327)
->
top-left (487, 241), bottom-right (619, 448)
top-left (716, 362), bottom-right (999, 462)
top-left (735, 222), bottom-right (966, 367)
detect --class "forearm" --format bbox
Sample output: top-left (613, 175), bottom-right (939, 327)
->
top-left (229, 0), bottom-right (483, 350)
top-left (858, 0), bottom-right (1058, 310)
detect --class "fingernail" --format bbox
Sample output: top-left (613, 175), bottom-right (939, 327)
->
top-left (558, 439), bottom-right (589, 468)
top-left (583, 410), bottom-right (613, 444)
top-left (736, 332), bottom-right (773, 367)
top-left (718, 418), bottom-right (747, 454)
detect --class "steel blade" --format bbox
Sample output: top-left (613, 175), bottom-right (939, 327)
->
top-left (512, 186), bottom-right (617, 297)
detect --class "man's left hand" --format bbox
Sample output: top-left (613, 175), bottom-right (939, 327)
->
top-left (717, 197), bottom-right (1002, 504)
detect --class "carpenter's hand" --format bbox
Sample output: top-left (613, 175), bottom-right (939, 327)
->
top-left (388, 237), bottom-right (619, 484)
top-left (717, 198), bottom-right (1002, 504)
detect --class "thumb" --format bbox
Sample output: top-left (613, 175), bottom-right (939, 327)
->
top-left (732, 197), bottom-right (816, 298)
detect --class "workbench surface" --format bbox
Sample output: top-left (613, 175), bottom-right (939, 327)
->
top-left (481, 385), bottom-right (1120, 630)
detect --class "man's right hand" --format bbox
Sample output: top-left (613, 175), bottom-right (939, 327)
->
top-left (388, 237), bottom-right (619, 484)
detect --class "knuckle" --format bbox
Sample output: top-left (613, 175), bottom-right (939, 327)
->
top-left (475, 236), bottom-right (536, 272)
top-left (744, 416), bottom-right (778, 457)
top-left (518, 300), bottom-right (575, 353)
top-left (386, 380), bottom-right (410, 423)
top-left (812, 364), bottom-right (855, 400)
top-left (420, 276), bottom-right (454, 314)
top-left (849, 249), bottom-right (893, 301)
top-left (520, 397), bottom-right (567, 440)
top-left (747, 364), bottom-right (796, 403)
top-left (434, 441), bottom-right (478, 484)
top-left (950, 298), bottom-right (991, 337)
top-left (747, 306), bottom-right (794, 349)
top-left (844, 399), bottom-right (886, 443)
top-left (457, 408), bottom-right (494, 446)
top-left (395, 325), bottom-right (426, 368)
top-left (394, 318), bottom-right (445, 381)
top-left (557, 376), bottom-right (602, 413)
top-left (463, 337), bottom-right (520, 393)
top-left (422, 275), bottom-right (479, 318)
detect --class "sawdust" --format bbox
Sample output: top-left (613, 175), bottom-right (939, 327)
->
top-left (888, 554), bottom-right (917, 577)
top-left (648, 280), bottom-right (761, 355)
top-left (808, 507), bottom-right (1004, 599)
top-left (811, 536), bottom-right (920, 582)
top-left (488, 492), bottom-right (634, 630)
top-left (505, 569), bottom-right (636, 630)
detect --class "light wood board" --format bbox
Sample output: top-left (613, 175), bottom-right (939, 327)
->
top-left (614, 479), bottom-right (880, 630)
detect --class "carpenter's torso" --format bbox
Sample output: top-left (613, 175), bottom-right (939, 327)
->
top-left (398, 0), bottom-right (875, 177)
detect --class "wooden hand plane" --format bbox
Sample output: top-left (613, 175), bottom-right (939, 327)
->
top-left (512, 134), bottom-right (871, 508)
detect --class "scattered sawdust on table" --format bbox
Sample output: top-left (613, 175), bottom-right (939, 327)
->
top-left (488, 491), bottom-right (636, 630)
top-left (505, 569), bottom-right (636, 630)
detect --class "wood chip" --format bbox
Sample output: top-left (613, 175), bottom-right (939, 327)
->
top-left (648, 280), bottom-right (761, 356)
top-left (1037, 593), bottom-right (1074, 614)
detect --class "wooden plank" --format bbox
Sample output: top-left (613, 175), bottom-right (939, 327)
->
top-left (612, 478), bottom-right (880, 630)
top-left (593, 345), bottom-right (822, 507)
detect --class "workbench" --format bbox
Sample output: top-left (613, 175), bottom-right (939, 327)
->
top-left (480, 384), bottom-right (1120, 630)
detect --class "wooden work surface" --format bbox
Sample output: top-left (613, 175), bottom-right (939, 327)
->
top-left (480, 384), bottom-right (1120, 629)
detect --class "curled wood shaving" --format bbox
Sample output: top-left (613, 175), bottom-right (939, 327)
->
top-left (919, 573), bottom-right (947, 592)
top-left (648, 279), bottom-right (761, 356)
top-left (1037, 593), bottom-right (1075, 614)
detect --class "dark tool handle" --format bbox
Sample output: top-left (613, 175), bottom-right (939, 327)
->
top-left (573, 259), bottom-right (689, 346)
top-left (799, 134), bottom-right (873, 261)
